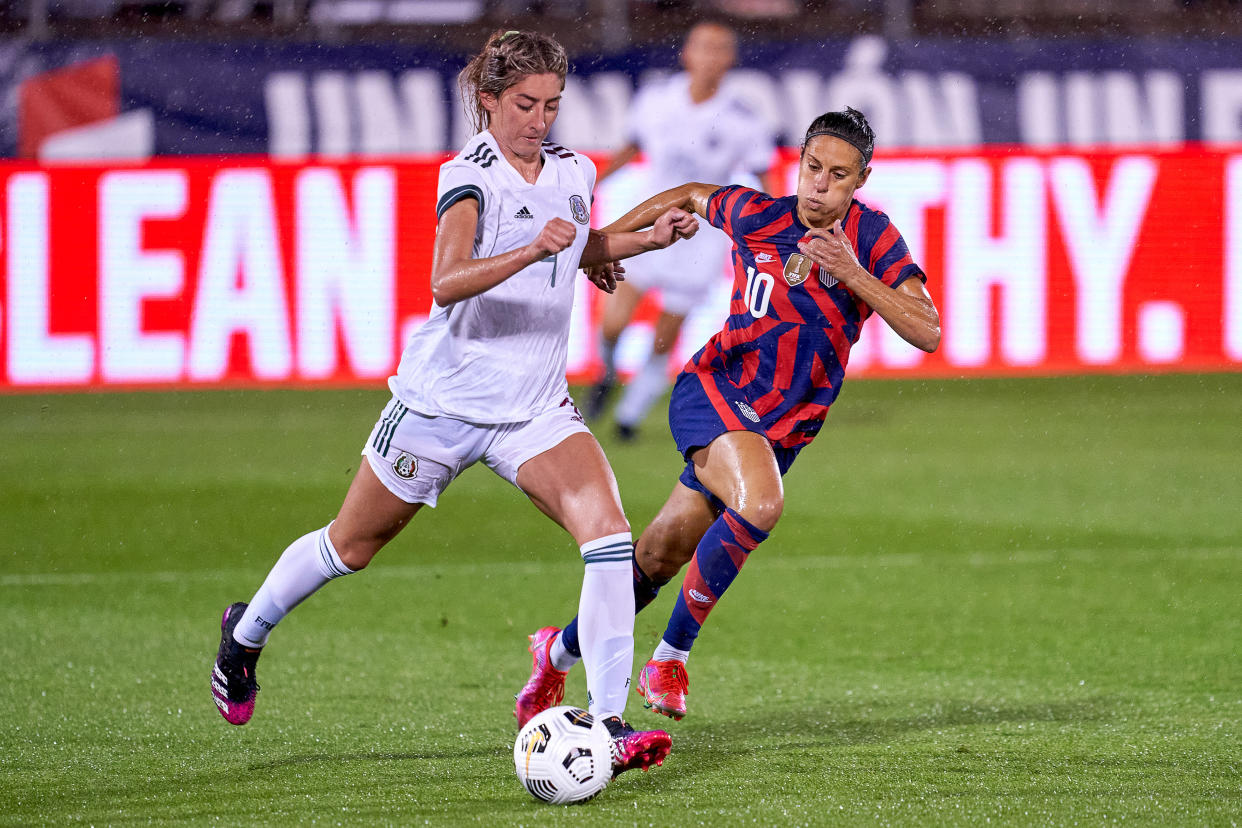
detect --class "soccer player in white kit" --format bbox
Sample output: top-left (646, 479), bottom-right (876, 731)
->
top-left (587, 20), bottom-right (778, 440)
top-left (209, 29), bottom-right (698, 778)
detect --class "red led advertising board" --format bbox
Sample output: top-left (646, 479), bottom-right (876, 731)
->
top-left (1, 146), bottom-right (1239, 391)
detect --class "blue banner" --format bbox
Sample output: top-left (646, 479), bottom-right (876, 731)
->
top-left (2, 36), bottom-right (1241, 159)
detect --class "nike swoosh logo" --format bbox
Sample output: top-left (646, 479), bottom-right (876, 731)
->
top-left (688, 588), bottom-right (712, 604)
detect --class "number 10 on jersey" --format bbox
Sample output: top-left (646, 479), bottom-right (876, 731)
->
top-left (744, 266), bottom-right (773, 318)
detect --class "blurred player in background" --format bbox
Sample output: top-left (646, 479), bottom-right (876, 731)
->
top-left (210, 29), bottom-right (699, 776)
top-left (517, 107), bottom-right (940, 723)
top-left (587, 20), bottom-right (779, 440)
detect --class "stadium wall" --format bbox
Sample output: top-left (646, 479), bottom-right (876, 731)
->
top-left (4, 36), bottom-right (1242, 159)
top-left (1, 145), bottom-right (1239, 392)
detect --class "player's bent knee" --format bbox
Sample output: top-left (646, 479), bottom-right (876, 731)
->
top-left (636, 528), bottom-right (697, 581)
top-left (641, 550), bottom-right (689, 582)
top-left (739, 495), bottom-right (783, 534)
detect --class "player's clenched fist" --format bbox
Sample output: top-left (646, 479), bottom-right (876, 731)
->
top-left (650, 208), bottom-right (700, 249)
top-left (530, 217), bottom-right (578, 259)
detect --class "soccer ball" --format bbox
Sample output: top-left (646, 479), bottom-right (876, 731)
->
top-left (514, 706), bottom-right (612, 805)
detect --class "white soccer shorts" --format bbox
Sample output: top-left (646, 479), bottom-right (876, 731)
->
top-left (361, 395), bottom-right (592, 506)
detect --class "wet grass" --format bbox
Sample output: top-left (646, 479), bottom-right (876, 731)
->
top-left (2, 374), bottom-right (1240, 825)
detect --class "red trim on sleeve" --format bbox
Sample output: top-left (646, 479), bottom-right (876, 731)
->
top-left (880, 256), bottom-right (918, 287)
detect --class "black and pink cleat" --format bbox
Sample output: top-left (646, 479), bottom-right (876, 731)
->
top-left (603, 717), bottom-right (672, 779)
top-left (211, 602), bottom-right (261, 725)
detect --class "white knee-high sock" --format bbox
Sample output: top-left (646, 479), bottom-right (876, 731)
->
top-left (548, 629), bottom-right (580, 672)
top-left (653, 639), bottom-right (691, 664)
top-left (577, 532), bottom-right (636, 720)
top-left (233, 523), bottom-right (355, 647)
top-left (615, 351), bottom-right (672, 428)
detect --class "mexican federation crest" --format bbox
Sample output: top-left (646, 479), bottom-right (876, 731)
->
top-left (568, 194), bottom-right (590, 225)
top-left (392, 451), bottom-right (418, 480)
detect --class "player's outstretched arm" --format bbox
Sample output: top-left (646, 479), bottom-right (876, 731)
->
top-left (600, 182), bottom-right (720, 234)
top-left (799, 222), bottom-right (942, 353)
top-left (576, 182), bottom-right (715, 293)
top-left (430, 200), bottom-right (576, 306)
top-left (579, 208), bottom-right (699, 269)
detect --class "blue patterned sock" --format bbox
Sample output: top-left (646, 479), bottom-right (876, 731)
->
top-left (662, 508), bottom-right (768, 651)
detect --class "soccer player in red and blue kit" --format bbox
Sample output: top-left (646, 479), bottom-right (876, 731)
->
top-left (516, 107), bottom-right (942, 725)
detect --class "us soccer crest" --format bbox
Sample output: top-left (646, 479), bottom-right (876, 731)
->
top-left (783, 253), bottom-right (813, 286)
top-left (392, 451), bottom-right (418, 480)
top-left (568, 195), bottom-right (589, 225)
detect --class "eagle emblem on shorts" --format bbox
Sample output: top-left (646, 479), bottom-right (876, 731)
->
top-left (783, 253), bottom-right (813, 286)
top-left (568, 194), bottom-right (589, 225)
top-left (392, 451), bottom-right (418, 480)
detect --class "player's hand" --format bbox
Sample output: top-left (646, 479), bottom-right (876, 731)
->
top-left (585, 261), bottom-right (626, 293)
top-left (530, 217), bottom-right (578, 260)
top-left (798, 220), bottom-right (862, 283)
top-left (649, 208), bottom-right (699, 249)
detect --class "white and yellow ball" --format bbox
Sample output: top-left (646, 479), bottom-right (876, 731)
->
top-left (514, 706), bottom-right (612, 805)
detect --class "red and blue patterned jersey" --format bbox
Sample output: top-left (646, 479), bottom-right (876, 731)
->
top-left (685, 185), bottom-right (926, 449)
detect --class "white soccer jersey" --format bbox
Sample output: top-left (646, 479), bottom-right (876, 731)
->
top-left (390, 131), bottom-right (597, 423)
top-left (629, 72), bottom-right (776, 193)
top-left (617, 73), bottom-right (777, 294)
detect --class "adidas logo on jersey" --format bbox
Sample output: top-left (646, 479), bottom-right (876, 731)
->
top-left (514, 206), bottom-right (534, 220)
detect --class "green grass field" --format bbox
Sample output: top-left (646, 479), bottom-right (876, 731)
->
top-left (2, 374), bottom-right (1240, 826)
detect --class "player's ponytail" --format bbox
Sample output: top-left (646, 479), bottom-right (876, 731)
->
top-left (459, 30), bottom-right (569, 133)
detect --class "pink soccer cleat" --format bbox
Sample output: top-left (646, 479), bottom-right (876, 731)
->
top-left (603, 717), bottom-right (672, 778)
top-left (636, 659), bottom-right (689, 720)
top-left (211, 602), bottom-right (261, 725)
top-left (514, 626), bottom-right (567, 729)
